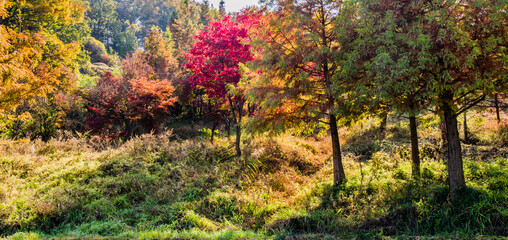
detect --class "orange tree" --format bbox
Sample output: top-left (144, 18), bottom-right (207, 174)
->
top-left (0, 0), bottom-right (86, 112)
top-left (248, 0), bottom-right (349, 184)
top-left (84, 73), bottom-right (177, 137)
top-left (85, 28), bottom-right (177, 137)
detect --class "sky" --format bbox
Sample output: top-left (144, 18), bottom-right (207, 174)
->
top-left (207, 0), bottom-right (259, 13)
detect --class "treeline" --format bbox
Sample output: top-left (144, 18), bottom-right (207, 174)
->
top-left (0, 0), bottom-right (507, 200)
top-left (0, 0), bottom-right (225, 139)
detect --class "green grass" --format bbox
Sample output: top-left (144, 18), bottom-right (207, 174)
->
top-left (0, 112), bottom-right (507, 239)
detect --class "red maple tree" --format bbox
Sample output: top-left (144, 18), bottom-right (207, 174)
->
top-left (84, 72), bottom-right (176, 138)
top-left (184, 14), bottom-right (257, 156)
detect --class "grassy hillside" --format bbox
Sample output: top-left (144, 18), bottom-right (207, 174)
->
top-left (0, 110), bottom-right (507, 239)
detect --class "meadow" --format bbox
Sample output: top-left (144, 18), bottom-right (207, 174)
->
top-left (1, 108), bottom-right (506, 240)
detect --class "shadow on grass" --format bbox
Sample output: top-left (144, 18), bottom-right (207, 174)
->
top-left (267, 182), bottom-right (507, 238)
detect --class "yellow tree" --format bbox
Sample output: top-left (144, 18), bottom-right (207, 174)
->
top-left (0, 0), bottom-right (86, 113)
top-left (143, 27), bottom-right (179, 80)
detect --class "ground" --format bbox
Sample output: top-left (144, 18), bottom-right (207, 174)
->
top-left (0, 107), bottom-right (507, 239)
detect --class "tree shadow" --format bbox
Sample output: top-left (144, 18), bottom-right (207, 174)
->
top-left (267, 181), bottom-right (508, 237)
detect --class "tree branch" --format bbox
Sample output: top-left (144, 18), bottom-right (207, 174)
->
top-left (456, 94), bottom-right (485, 116)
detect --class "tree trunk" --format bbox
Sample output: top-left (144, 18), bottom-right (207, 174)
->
top-left (235, 100), bottom-right (244, 157)
top-left (235, 124), bottom-right (241, 157)
top-left (247, 103), bottom-right (255, 116)
top-left (380, 112), bottom-right (388, 132)
top-left (409, 114), bottom-right (420, 180)
top-left (211, 123), bottom-right (216, 144)
top-left (463, 111), bottom-right (468, 144)
top-left (222, 114), bottom-right (231, 137)
top-left (439, 113), bottom-right (447, 159)
top-left (442, 99), bottom-right (465, 200)
top-left (125, 119), bottom-right (133, 137)
top-left (379, 111), bottom-right (388, 139)
top-left (495, 93), bottom-right (500, 123)
top-left (226, 120), bottom-right (231, 137)
top-left (228, 96), bottom-right (244, 157)
top-left (329, 113), bottom-right (346, 184)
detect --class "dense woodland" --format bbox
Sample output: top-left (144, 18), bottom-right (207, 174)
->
top-left (0, 0), bottom-right (507, 239)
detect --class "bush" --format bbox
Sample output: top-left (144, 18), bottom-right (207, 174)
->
top-left (0, 98), bottom-right (62, 141)
top-left (83, 37), bottom-right (115, 66)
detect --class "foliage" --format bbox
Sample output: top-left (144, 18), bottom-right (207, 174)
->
top-left (123, 27), bottom-right (179, 81)
top-left (122, 49), bottom-right (156, 81)
top-left (84, 0), bottom-right (139, 57)
top-left (83, 37), bottom-right (114, 66)
top-left (340, 0), bottom-right (508, 197)
top-left (83, 72), bottom-right (128, 137)
top-left (83, 27), bottom-right (179, 137)
top-left (0, 0), bottom-right (85, 112)
top-left (1, 0), bottom-right (508, 239)
top-left (0, 98), bottom-right (63, 141)
top-left (143, 27), bottom-right (179, 80)
top-left (128, 77), bottom-right (177, 130)
top-left (169, 0), bottom-right (218, 65)
top-left (53, 92), bottom-right (88, 133)
top-left (84, 72), bottom-right (176, 137)
top-left (185, 15), bottom-right (253, 99)
top-left (249, 0), bottom-right (349, 183)
top-left (185, 14), bottom-right (256, 155)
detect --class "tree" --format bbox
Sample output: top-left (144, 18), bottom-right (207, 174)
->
top-left (143, 27), bottom-right (179, 80)
top-left (0, 0), bottom-right (85, 112)
top-left (346, 0), bottom-right (507, 198)
top-left (115, 0), bottom-right (178, 46)
top-left (127, 77), bottom-right (177, 131)
top-left (85, 0), bottom-right (139, 57)
top-left (219, 0), bottom-right (225, 14)
top-left (84, 36), bottom-right (115, 65)
top-left (200, 0), bottom-right (210, 23)
top-left (84, 72), bottom-right (128, 137)
top-left (185, 15), bottom-right (254, 156)
top-left (86, 28), bottom-right (178, 137)
top-left (109, 21), bottom-right (139, 57)
top-left (85, 0), bottom-right (117, 44)
top-left (249, 0), bottom-right (347, 184)
top-left (84, 72), bottom-right (176, 137)
top-left (170, 0), bottom-right (206, 65)
top-left (123, 27), bottom-right (178, 80)
top-left (424, 0), bottom-right (507, 199)
top-left (344, 0), bottom-right (438, 180)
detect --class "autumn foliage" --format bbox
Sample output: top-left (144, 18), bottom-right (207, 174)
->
top-left (0, 0), bottom-right (84, 112)
top-left (185, 15), bottom-right (253, 99)
top-left (1, 0), bottom-right (507, 216)
top-left (85, 72), bottom-right (176, 137)
top-left (184, 15), bottom-right (257, 156)
top-left (85, 28), bottom-right (177, 137)
top-left (128, 77), bottom-right (177, 130)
